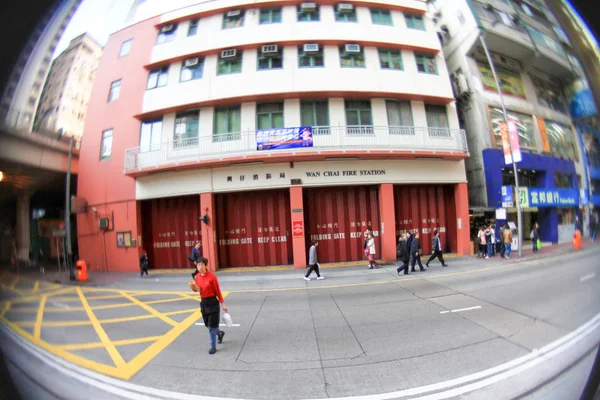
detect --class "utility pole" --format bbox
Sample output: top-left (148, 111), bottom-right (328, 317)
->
top-left (65, 136), bottom-right (75, 280)
top-left (479, 36), bottom-right (524, 257)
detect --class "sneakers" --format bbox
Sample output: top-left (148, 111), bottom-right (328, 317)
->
top-left (208, 347), bottom-right (216, 355)
top-left (303, 276), bottom-right (311, 281)
top-left (218, 331), bottom-right (225, 344)
top-left (317, 276), bottom-right (325, 280)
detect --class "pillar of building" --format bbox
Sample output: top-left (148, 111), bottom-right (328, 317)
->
top-left (289, 186), bottom-right (307, 268)
top-left (454, 182), bottom-right (471, 255)
top-left (16, 192), bottom-right (31, 262)
top-left (200, 193), bottom-right (219, 272)
top-left (378, 183), bottom-right (397, 263)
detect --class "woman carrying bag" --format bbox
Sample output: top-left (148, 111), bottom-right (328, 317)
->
top-left (189, 257), bottom-right (228, 354)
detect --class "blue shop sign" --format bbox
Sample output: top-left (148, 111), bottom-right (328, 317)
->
top-left (501, 185), bottom-right (514, 207)
top-left (256, 126), bottom-right (313, 151)
top-left (527, 188), bottom-right (579, 208)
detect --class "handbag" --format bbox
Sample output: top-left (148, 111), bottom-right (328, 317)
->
top-left (536, 239), bottom-right (542, 250)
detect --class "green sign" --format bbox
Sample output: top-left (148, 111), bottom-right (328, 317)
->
top-left (518, 187), bottom-right (529, 208)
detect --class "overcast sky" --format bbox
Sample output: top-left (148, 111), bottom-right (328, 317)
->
top-left (53, 0), bottom-right (135, 58)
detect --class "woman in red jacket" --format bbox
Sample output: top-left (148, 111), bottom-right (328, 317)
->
top-left (191, 257), bottom-right (228, 354)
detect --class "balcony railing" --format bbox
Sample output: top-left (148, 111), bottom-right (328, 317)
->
top-left (124, 126), bottom-right (468, 173)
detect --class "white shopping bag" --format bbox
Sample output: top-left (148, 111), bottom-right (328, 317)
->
top-left (222, 312), bottom-right (233, 328)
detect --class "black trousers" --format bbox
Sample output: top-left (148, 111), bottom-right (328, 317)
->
top-left (427, 250), bottom-right (445, 266)
top-left (140, 267), bottom-right (148, 276)
top-left (411, 253), bottom-right (425, 271)
top-left (396, 260), bottom-right (409, 274)
top-left (306, 263), bottom-right (321, 278)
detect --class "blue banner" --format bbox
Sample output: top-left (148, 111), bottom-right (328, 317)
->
top-left (256, 126), bottom-right (313, 151)
top-left (527, 188), bottom-right (579, 208)
top-left (501, 185), bottom-right (514, 207)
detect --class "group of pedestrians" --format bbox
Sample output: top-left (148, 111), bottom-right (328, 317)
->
top-left (395, 230), bottom-right (447, 275)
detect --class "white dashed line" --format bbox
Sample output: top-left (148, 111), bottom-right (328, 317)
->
top-left (195, 323), bottom-right (241, 327)
top-left (440, 306), bottom-right (482, 314)
top-left (580, 273), bottom-right (596, 282)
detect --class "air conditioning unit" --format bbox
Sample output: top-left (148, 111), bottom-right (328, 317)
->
top-left (221, 49), bottom-right (237, 58)
top-left (184, 57), bottom-right (199, 67)
top-left (303, 43), bottom-right (319, 52)
top-left (301, 2), bottom-right (317, 11)
top-left (262, 44), bottom-right (278, 54)
top-left (345, 44), bottom-right (360, 53)
top-left (337, 3), bottom-right (354, 12)
top-left (226, 10), bottom-right (241, 17)
top-left (160, 24), bottom-right (174, 33)
top-left (98, 218), bottom-right (109, 230)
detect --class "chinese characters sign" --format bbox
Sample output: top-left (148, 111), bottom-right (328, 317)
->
top-left (256, 126), bottom-right (313, 151)
top-left (499, 119), bottom-right (522, 164)
top-left (519, 187), bottom-right (578, 208)
top-left (501, 185), bottom-right (514, 208)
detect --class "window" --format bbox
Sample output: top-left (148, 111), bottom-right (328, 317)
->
top-left (214, 106), bottom-right (241, 141)
top-left (340, 45), bottom-right (365, 68)
top-left (301, 101), bottom-right (329, 134)
top-left (180, 57), bottom-right (204, 81)
top-left (147, 66), bottom-right (169, 89)
top-left (335, 4), bottom-right (357, 22)
top-left (385, 100), bottom-right (413, 134)
top-left (223, 10), bottom-right (244, 29)
top-left (139, 119), bottom-right (163, 152)
top-left (415, 53), bottom-right (437, 74)
top-left (188, 19), bottom-right (198, 36)
top-left (345, 100), bottom-right (372, 134)
top-left (156, 24), bottom-right (177, 45)
top-left (544, 120), bottom-right (578, 160)
top-left (258, 46), bottom-right (283, 70)
top-left (108, 79), bottom-right (121, 102)
top-left (405, 14), bottom-right (425, 30)
top-left (477, 61), bottom-right (525, 98)
top-left (217, 51), bottom-right (242, 75)
top-left (297, 4), bottom-right (320, 22)
top-left (299, 45), bottom-right (324, 67)
top-left (260, 8), bottom-right (282, 24)
top-left (526, 26), bottom-right (565, 56)
top-left (489, 107), bottom-right (536, 150)
top-left (554, 173), bottom-right (573, 188)
top-left (494, 10), bottom-right (513, 27)
top-left (174, 111), bottom-right (199, 148)
top-left (378, 49), bottom-right (403, 70)
top-left (100, 129), bottom-right (113, 160)
top-left (371, 9), bottom-right (392, 25)
top-left (257, 102), bottom-right (284, 130)
top-left (425, 104), bottom-right (449, 137)
top-left (531, 76), bottom-right (567, 113)
top-left (119, 39), bottom-right (132, 57)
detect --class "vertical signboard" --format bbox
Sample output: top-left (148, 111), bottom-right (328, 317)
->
top-left (537, 117), bottom-right (551, 153)
top-left (500, 120), bottom-right (522, 164)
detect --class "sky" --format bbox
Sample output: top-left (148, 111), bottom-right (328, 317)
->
top-left (52, 0), bottom-right (135, 59)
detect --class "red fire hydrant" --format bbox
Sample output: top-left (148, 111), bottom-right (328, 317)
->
top-left (574, 230), bottom-right (582, 250)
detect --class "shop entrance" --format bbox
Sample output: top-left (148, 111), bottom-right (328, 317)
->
top-left (304, 186), bottom-right (380, 263)
top-left (215, 190), bottom-right (292, 267)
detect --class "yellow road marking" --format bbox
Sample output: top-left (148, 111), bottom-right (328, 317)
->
top-left (57, 335), bottom-right (164, 351)
top-left (120, 292), bottom-right (178, 327)
top-left (32, 281), bottom-right (40, 293)
top-left (9, 277), bottom-right (20, 289)
top-left (52, 294), bottom-right (124, 302)
top-left (11, 286), bottom-right (76, 304)
top-left (0, 301), bottom-right (11, 318)
top-left (33, 295), bottom-right (47, 339)
top-left (0, 283), bottom-right (24, 295)
top-left (77, 287), bottom-right (126, 368)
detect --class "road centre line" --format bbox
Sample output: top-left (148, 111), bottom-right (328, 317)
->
top-left (580, 273), bottom-right (596, 282)
top-left (440, 306), bottom-right (481, 314)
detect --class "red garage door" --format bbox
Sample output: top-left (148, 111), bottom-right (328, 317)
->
top-left (216, 190), bottom-right (292, 267)
top-left (394, 185), bottom-right (456, 254)
top-left (304, 186), bottom-right (380, 263)
top-left (141, 195), bottom-right (201, 269)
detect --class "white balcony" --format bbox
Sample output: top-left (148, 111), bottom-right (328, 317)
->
top-left (124, 125), bottom-right (468, 173)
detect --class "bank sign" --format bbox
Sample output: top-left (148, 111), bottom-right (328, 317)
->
top-left (256, 126), bottom-right (313, 151)
top-left (518, 187), bottom-right (579, 208)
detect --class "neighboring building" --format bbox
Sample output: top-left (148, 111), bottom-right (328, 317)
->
top-left (77, 0), bottom-right (471, 272)
top-left (0, 0), bottom-right (83, 131)
top-left (431, 0), bottom-right (588, 245)
top-left (34, 33), bottom-right (103, 138)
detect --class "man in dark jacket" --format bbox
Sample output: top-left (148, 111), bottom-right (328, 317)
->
top-left (190, 241), bottom-right (201, 278)
top-left (426, 229), bottom-right (448, 268)
top-left (410, 232), bottom-right (426, 272)
top-left (396, 233), bottom-right (410, 276)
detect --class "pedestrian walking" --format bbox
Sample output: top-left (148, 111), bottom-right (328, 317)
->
top-left (366, 233), bottom-right (379, 269)
top-left (304, 240), bottom-right (325, 281)
top-left (189, 257), bottom-right (228, 355)
top-left (396, 233), bottom-right (410, 276)
top-left (485, 226), bottom-right (493, 258)
top-left (531, 222), bottom-right (540, 253)
top-left (478, 227), bottom-right (488, 259)
top-left (502, 224), bottom-right (513, 259)
top-left (410, 232), bottom-right (426, 272)
top-left (189, 241), bottom-right (201, 278)
top-left (498, 225), bottom-right (505, 258)
top-left (575, 215), bottom-right (582, 234)
top-left (590, 213), bottom-right (598, 242)
top-left (426, 229), bottom-right (448, 267)
top-left (140, 251), bottom-right (149, 277)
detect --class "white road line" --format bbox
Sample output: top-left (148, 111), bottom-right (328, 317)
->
top-left (194, 323), bottom-right (241, 327)
top-left (580, 273), bottom-right (596, 282)
top-left (50, 302), bottom-right (71, 309)
top-left (440, 306), bottom-right (481, 314)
